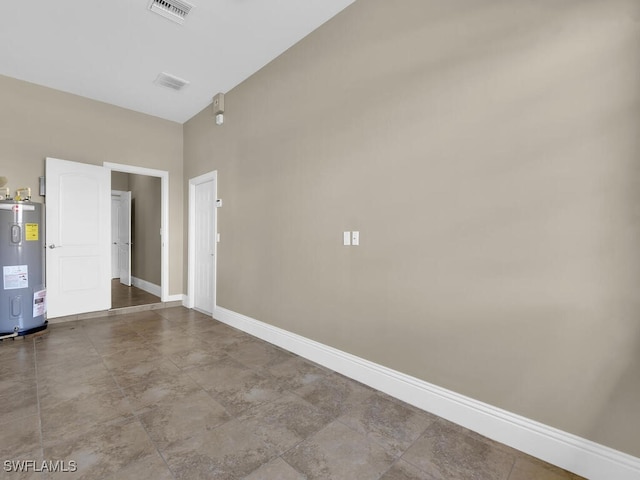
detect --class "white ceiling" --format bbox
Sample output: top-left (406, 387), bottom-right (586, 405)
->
top-left (0, 0), bottom-right (354, 124)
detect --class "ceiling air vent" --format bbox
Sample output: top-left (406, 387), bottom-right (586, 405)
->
top-left (154, 72), bottom-right (190, 91)
top-left (148, 0), bottom-right (193, 25)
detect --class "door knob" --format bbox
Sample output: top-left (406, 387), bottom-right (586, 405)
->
top-left (48, 244), bottom-right (61, 249)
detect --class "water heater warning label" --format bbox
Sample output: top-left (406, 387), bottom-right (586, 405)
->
top-left (33, 289), bottom-right (46, 317)
top-left (3, 265), bottom-right (28, 290)
top-left (25, 223), bottom-right (39, 241)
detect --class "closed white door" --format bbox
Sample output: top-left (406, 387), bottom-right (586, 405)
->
top-left (45, 157), bottom-right (111, 318)
top-left (192, 175), bottom-right (216, 314)
top-left (118, 191), bottom-right (132, 286)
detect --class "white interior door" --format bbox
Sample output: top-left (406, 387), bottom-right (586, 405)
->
top-left (192, 175), bottom-right (216, 314)
top-left (111, 194), bottom-right (120, 278)
top-left (46, 157), bottom-right (111, 318)
top-left (118, 191), bottom-right (132, 286)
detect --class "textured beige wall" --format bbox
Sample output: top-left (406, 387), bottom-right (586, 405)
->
top-left (184, 0), bottom-right (640, 456)
top-left (129, 174), bottom-right (162, 286)
top-left (0, 74), bottom-right (183, 296)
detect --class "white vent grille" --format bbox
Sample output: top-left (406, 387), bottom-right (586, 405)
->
top-left (148, 0), bottom-right (193, 25)
top-left (154, 72), bottom-right (190, 91)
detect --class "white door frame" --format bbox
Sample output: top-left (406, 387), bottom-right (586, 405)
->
top-left (188, 170), bottom-right (217, 311)
top-left (104, 162), bottom-right (171, 302)
top-left (117, 191), bottom-right (132, 286)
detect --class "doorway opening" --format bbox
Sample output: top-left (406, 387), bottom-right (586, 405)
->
top-left (110, 181), bottom-right (160, 308)
top-left (105, 162), bottom-right (170, 309)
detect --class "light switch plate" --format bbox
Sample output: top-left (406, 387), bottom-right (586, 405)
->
top-left (343, 231), bottom-right (351, 246)
top-left (352, 231), bottom-right (359, 246)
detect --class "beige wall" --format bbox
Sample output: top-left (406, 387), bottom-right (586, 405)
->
top-left (184, 0), bottom-right (640, 457)
top-left (111, 171), bottom-right (129, 191)
top-left (0, 74), bottom-right (183, 296)
top-left (129, 174), bottom-right (162, 286)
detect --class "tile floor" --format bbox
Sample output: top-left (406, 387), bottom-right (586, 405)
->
top-left (0, 307), bottom-right (584, 479)
top-left (111, 279), bottom-right (161, 309)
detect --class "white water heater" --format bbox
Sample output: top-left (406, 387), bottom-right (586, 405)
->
top-left (0, 200), bottom-right (47, 338)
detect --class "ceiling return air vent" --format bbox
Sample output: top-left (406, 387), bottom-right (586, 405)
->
top-left (154, 72), bottom-right (190, 91)
top-left (148, 0), bottom-right (194, 25)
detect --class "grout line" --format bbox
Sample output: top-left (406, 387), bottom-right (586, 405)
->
top-left (278, 456), bottom-right (307, 477)
top-left (376, 462), bottom-right (397, 480)
top-left (32, 335), bottom-right (46, 476)
top-left (506, 455), bottom-right (518, 480)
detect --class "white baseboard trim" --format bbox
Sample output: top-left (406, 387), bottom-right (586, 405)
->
top-left (131, 277), bottom-right (161, 297)
top-left (212, 305), bottom-right (640, 480)
top-left (182, 295), bottom-right (191, 308)
top-left (163, 293), bottom-right (184, 303)
top-left (127, 277), bottom-right (183, 304)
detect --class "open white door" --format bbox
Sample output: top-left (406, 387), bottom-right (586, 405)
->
top-left (46, 157), bottom-right (111, 318)
top-left (118, 191), bottom-right (132, 286)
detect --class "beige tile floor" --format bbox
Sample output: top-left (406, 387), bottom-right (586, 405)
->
top-left (0, 307), bottom-right (584, 479)
top-left (111, 279), bottom-right (161, 309)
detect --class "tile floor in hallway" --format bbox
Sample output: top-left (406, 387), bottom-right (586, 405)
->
top-left (111, 279), bottom-right (161, 309)
top-left (0, 307), bottom-right (584, 480)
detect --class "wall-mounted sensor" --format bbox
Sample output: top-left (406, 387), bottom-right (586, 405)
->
top-left (212, 93), bottom-right (225, 114)
top-left (213, 93), bottom-right (225, 125)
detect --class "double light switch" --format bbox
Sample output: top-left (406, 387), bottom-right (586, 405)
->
top-left (343, 231), bottom-right (360, 246)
